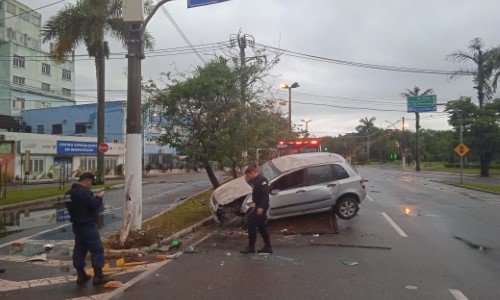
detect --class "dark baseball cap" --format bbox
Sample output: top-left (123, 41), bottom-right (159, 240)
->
top-left (79, 172), bottom-right (96, 184)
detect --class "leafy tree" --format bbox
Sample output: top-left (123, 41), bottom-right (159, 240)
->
top-left (42, 0), bottom-right (154, 183)
top-left (445, 97), bottom-right (500, 176)
top-left (147, 57), bottom-right (287, 188)
top-left (446, 37), bottom-right (496, 109)
top-left (401, 86), bottom-right (435, 171)
top-left (355, 117), bottom-right (376, 163)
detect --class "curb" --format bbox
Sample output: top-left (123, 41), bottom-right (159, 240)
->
top-left (105, 186), bottom-right (215, 257)
top-left (105, 216), bottom-right (214, 258)
top-left (441, 181), bottom-right (500, 195)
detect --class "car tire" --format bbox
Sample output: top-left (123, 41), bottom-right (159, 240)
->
top-left (334, 197), bottom-right (359, 220)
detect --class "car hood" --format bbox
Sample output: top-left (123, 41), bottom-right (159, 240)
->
top-left (213, 176), bottom-right (252, 205)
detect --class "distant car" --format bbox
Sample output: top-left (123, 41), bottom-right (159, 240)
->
top-left (209, 152), bottom-right (366, 224)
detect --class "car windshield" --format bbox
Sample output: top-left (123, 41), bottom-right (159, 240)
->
top-left (260, 160), bottom-right (282, 181)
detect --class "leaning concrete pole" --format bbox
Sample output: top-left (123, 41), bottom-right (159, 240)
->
top-left (121, 1), bottom-right (145, 246)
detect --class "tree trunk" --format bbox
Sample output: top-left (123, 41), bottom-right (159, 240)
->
top-left (415, 112), bottom-right (421, 172)
top-left (480, 152), bottom-right (491, 177)
top-left (95, 48), bottom-right (106, 184)
top-left (203, 159), bottom-right (220, 189)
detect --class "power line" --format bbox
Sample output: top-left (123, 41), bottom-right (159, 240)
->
top-left (255, 43), bottom-right (473, 76)
top-left (293, 100), bottom-right (406, 112)
top-left (159, 4), bottom-right (206, 64)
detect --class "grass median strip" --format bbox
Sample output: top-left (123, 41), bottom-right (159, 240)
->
top-left (0, 184), bottom-right (116, 206)
top-left (443, 181), bottom-right (500, 193)
top-left (106, 189), bottom-right (213, 249)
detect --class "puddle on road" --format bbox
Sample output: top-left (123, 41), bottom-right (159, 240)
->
top-left (0, 240), bottom-right (73, 261)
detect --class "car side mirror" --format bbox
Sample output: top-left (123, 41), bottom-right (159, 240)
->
top-left (270, 189), bottom-right (279, 196)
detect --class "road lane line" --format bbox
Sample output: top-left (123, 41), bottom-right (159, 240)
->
top-left (449, 289), bottom-right (469, 300)
top-left (0, 223), bottom-right (70, 249)
top-left (366, 195), bottom-right (375, 202)
top-left (381, 212), bottom-right (408, 238)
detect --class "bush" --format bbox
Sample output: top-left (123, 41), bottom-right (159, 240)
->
top-left (114, 164), bottom-right (124, 176)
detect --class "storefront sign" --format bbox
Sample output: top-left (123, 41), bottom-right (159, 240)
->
top-left (57, 141), bottom-right (97, 155)
top-left (21, 140), bottom-right (57, 154)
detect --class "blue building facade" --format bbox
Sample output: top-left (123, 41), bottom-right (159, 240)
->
top-left (21, 101), bottom-right (177, 168)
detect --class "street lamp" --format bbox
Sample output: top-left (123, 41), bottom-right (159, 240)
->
top-left (280, 82), bottom-right (300, 130)
top-left (301, 118), bottom-right (312, 132)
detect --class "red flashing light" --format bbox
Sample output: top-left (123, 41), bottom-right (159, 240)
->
top-left (295, 141), bottom-right (303, 145)
top-left (278, 141), bottom-right (285, 145)
top-left (311, 140), bottom-right (318, 145)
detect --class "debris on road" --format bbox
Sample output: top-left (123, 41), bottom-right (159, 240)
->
top-left (313, 234), bottom-right (320, 237)
top-left (171, 239), bottom-right (181, 247)
top-left (25, 253), bottom-right (47, 262)
top-left (104, 281), bottom-right (124, 288)
top-left (249, 255), bottom-right (302, 265)
top-left (43, 244), bottom-right (54, 251)
top-left (184, 245), bottom-right (198, 254)
top-left (405, 285), bottom-right (418, 290)
top-left (310, 242), bottom-right (392, 250)
top-left (341, 260), bottom-right (360, 266)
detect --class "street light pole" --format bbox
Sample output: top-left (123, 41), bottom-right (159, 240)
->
top-left (402, 117), bottom-right (406, 168)
top-left (280, 82), bottom-right (299, 131)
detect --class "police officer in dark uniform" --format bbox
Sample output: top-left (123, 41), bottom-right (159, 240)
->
top-left (240, 164), bottom-right (273, 254)
top-left (64, 172), bottom-right (112, 285)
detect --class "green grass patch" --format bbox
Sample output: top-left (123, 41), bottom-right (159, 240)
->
top-left (421, 164), bottom-right (500, 176)
top-left (106, 189), bottom-right (213, 249)
top-left (449, 182), bottom-right (500, 193)
top-left (0, 184), bottom-right (116, 207)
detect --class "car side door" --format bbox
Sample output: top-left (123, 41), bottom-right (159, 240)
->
top-left (268, 169), bottom-right (307, 218)
top-left (300, 164), bottom-right (340, 212)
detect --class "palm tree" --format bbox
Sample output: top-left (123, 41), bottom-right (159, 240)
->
top-left (42, 0), bottom-right (154, 184)
top-left (355, 117), bottom-right (376, 163)
top-left (401, 86), bottom-right (434, 171)
top-left (446, 37), bottom-right (494, 109)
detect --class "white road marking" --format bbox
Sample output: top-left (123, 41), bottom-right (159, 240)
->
top-left (366, 195), bottom-right (375, 202)
top-left (381, 212), bottom-right (408, 238)
top-left (0, 223), bottom-right (71, 249)
top-left (449, 289), bottom-right (469, 300)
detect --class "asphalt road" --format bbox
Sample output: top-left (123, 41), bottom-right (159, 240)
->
top-left (113, 166), bottom-right (500, 300)
top-left (0, 172), bottom-right (219, 256)
top-left (1, 167), bottom-right (499, 299)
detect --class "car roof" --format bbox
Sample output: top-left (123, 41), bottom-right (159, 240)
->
top-left (272, 152), bottom-right (346, 172)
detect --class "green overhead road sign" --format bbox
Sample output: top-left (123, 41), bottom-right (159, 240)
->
top-left (407, 95), bottom-right (437, 113)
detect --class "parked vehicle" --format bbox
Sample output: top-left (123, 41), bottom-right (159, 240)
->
top-left (210, 152), bottom-right (366, 224)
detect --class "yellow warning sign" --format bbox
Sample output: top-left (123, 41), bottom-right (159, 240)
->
top-left (454, 143), bottom-right (470, 157)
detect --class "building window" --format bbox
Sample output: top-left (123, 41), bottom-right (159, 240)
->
top-left (62, 69), bottom-right (72, 81)
top-left (41, 82), bottom-right (51, 91)
top-left (52, 124), bottom-right (62, 135)
top-left (75, 123), bottom-right (87, 134)
top-left (25, 125), bottom-right (32, 133)
top-left (36, 125), bottom-right (44, 134)
top-left (6, 2), bottom-right (16, 15)
top-left (42, 102), bottom-right (51, 108)
top-left (12, 97), bottom-right (25, 110)
top-left (9, 29), bottom-right (16, 41)
top-left (19, 8), bottom-right (30, 22)
top-left (42, 63), bottom-right (51, 75)
top-left (29, 159), bottom-right (44, 173)
top-left (80, 158), bottom-right (97, 172)
top-left (13, 55), bottom-right (25, 68)
top-left (62, 88), bottom-right (71, 96)
top-left (13, 76), bottom-right (25, 85)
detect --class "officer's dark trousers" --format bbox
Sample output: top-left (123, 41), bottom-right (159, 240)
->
top-left (248, 211), bottom-right (270, 244)
top-left (72, 223), bottom-right (105, 269)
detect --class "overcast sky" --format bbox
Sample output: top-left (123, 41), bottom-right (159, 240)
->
top-left (22, 0), bottom-right (500, 136)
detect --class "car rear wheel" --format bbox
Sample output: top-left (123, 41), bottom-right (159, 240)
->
top-left (334, 197), bottom-right (359, 220)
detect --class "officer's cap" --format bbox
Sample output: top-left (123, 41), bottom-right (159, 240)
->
top-left (79, 172), bottom-right (96, 185)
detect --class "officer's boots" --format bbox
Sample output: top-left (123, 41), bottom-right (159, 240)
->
top-left (93, 267), bottom-right (114, 285)
top-left (239, 240), bottom-right (256, 254)
top-left (76, 267), bottom-right (91, 284)
top-left (258, 237), bottom-right (273, 254)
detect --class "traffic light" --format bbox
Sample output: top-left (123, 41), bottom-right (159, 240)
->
top-left (390, 153), bottom-right (398, 159)
top-left (323, 147), bottom-right (328, 152)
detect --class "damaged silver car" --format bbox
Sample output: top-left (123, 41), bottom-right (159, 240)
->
top-left (210, 152), bottom-right (366, 224)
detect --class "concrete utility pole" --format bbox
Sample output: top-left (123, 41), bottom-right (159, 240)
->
top-left (120, 0), bottom-right (173, 242)
top-left (415, 112), bottom-right (421, 171)
top-left (402, 116), bottom-right (406, 168)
